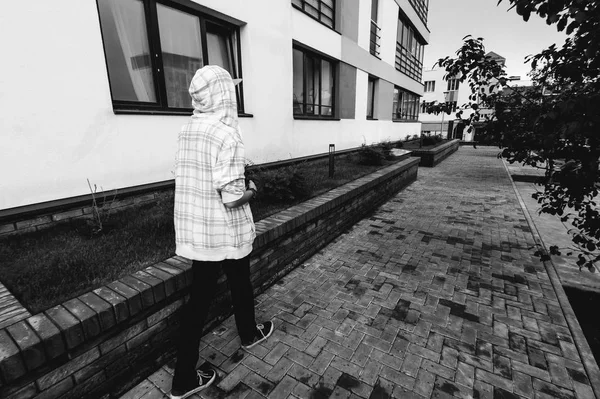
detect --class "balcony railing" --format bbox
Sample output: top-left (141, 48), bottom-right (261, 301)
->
top-left (395, 42), bottom-right (423, 82)
top-left (369, 20), bottom-right (381, 58)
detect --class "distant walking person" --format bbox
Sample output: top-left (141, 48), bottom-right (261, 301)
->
top-left (170, 65), bottom-right (273, 399)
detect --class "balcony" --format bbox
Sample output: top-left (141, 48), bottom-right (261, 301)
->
top-left (408, 0), bottom-right (428, 25)
top-left (395, 42), bottom-right (423, 82)
top-left (369, 20), bottom-right (381, 58)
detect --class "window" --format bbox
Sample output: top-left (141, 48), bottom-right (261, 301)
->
top-left (395, 14), bottom-right (424, 82)
top-left (369, 0), bottom-right (381, 58)
top-left (424, 80), bottom-right (435, 92)
top-left (447, 78), bottom-right (460, 91)
top-left (367, 76), bottom-right (377, 119)
top-left (393, 86), bottom-right (419, 121)
top-left (293, 46), bottom-right (335, 118)
top-left (97, 0), bottom-right (244, 113)
top-left (292, 0), bottom-right (335, 29)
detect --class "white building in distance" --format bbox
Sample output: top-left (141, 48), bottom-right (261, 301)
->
top-left (418, 51), bottom-right (531, 142)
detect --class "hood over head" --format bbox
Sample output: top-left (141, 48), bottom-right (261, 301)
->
top-left (189, 65), bottom-right (238, 127)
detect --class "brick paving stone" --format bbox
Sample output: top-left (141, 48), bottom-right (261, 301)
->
top-left (118, 148), bottom-right (600, 399)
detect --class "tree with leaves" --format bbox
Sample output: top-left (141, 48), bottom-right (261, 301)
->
top-left (431, 0), bottom-right (599, 270)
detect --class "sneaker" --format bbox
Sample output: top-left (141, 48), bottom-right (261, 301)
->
top-left (169, 368), bottom-right (216, 399)
top-left (242, 321), bottom-right (274, 350)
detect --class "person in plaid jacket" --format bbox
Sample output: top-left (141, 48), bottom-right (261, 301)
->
top-left (170, 65), bottom-right (273, 399)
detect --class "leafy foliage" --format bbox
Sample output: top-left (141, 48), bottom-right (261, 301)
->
top-left (379, 140), bottom-right (396, 160)
top-left (422, 135), bottom-right (444, 147)
top-left (434, 0), bottom-right (600, 270)
top-left (357, 144), bottom-right (386, 166)
top-left (247, 164), bottom-right (310, 203)
top-left (86, 179), bottom-right (118, 236)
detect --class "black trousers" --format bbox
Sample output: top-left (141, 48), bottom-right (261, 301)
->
top-left (172, 256), bottom-right (256, 390)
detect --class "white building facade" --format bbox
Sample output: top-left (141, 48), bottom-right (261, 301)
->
top-left (418, 52), bottom-right (515, 142)
top-left (0, 0), bottom-right (429, 212)
top-left (418, 67), bottom-right (472, 140)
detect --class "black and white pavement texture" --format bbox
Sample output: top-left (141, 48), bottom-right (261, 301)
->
top-left (121, 147), bottom-right (600, 399)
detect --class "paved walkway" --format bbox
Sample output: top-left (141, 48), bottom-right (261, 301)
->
top-left (121, 147), bottom-right (600, 399)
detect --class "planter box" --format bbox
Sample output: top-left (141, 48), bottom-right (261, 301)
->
top-left (0, 156), bottom-right (419, 399)
top-left (409, 139), bottom-right (460, 167)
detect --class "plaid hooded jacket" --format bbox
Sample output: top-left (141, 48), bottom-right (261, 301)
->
top-left (174, 66), bottom-right (255, 261)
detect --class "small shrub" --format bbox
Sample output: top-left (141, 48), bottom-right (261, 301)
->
top-left (422, 136), bottom-right (437, 146)
top-left (357, 144), bottom-right (385, 166)
top-left (412, 134), bottom-right (420, 140)
top-left (86, 179), bottom-right (117, 236)
top-left (252, 165), bottom-right (310, 203)
top-left (379, 140), bottom-right (395, 160)
top-left (395, 140), bottom-right (404, 149)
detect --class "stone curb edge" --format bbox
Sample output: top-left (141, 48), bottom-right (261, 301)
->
top-left (409, 138), bottom-right (460, 155)
top-left (501, 158), bottom-right (600, 399)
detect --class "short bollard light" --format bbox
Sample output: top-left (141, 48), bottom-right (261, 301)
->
top-left (329, 144), bottom-right (335, 178)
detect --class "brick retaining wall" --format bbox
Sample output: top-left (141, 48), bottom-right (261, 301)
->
top-left (0, 192), bottom-right (166, 238)
top-left (410, 139), bottom-right (460, 167)
top-left (0, 157), bottom-right (419, 399)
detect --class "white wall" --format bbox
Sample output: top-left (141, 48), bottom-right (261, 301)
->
top-left (378, 0), bottom-right (400, 68)
top-left (419, 68), bottom-right (472, 121)
top-left (357, 0), bottom-right (372, 52)
top-left (1, 0), bottom-right (185, 209)
top-left (0, 0), bottom-right (422, 210)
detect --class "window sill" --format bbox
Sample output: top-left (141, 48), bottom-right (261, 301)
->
top-left (294, 116), bottom-right (340, 121)
top-left (114, 109), bottom-right (191, 116)
top-left (366, 117), bottom-right (378, 121)
top-left (113, 109), bottom-right (253, 117)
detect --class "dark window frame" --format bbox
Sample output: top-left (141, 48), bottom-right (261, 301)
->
top-left (292, 0), bottom-right (336, 31)
top-left (393, 86), bottom-right (420, 121)
top-left (96, 0), bottom-right (245, 114)
top-left (367, 76), bottom-right (377, 119)
top-left (424, 80), bottom-right (435, 92)
top-left (447, 78), bottom-right (460, 91)
top-left (292, 44), bottom-right (337, 119)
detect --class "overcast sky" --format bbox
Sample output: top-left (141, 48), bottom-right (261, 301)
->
top-left (423, 0), bottom-right (569, 79)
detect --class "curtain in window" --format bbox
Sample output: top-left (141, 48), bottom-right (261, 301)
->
top-left (393, 88), bottom-right (402, 119)
top-left (306, 57), bottom-right (314, 114)
top-left (157, 4), bottom-right (203, 108)
top-left (206, 22), bottom-right (237, 77)
top-left (206, 33), bottom-right (230, 71)
top-left (320, 60), bottom-right (333, 116)
top-left (293, 49), bottom-right (304, 115)
top-left (367, 79), bottom-right (374, 118)
top-left (396, 19), bottom-right (402, 43)
top-left (99, 0), bottom-right (156, 102)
